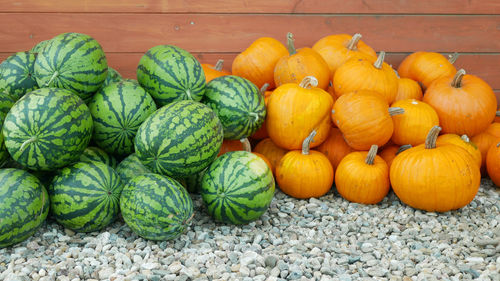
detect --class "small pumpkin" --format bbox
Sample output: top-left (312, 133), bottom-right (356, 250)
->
top-left (201, 59), bottom-right (231, 83)
top-left (390, 126), bottom-right (481, 212)
top-left (486, 141), bottom-right (500, 186)
top-left (218, 138), bottom-right (252, 156)
top-left (332, 90), bottom-right (404, 150)
top-left (232, 37), bottom-right (288, 89)
top-left (274, 33), bottom-right (330, 90)
top-left (333, 51), bottom-right (399, 104)
top-left (267, 76), bottom-right (333, 150)
top-left (335, 145), bottom-right (390, 204)
top-left (423, 69), bottom-right (497, 137)
top-left (436, 134), bottom-right (482, 168)
top-left (253, 138), bottom-right (288, 175)
top-left (379, 144), bottom-right (412, 169)
top-left (276, 130), bottom-right (334, 199)
top-left (471, 122), bottom-right (500, 171)
top-left (395, 77), bottom-right (423, 101)
top-left (315, 127), bottom-right (355, 171)
top-left (391, 99), bottom-right (439, 146)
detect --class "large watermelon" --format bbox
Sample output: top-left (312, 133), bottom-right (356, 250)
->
top-left (115, 153), bottom-right (151, 185)
top-left (79, 146), bottom-right (118, 169)
top-left (89, 80), bottom-right (157, 156)
top-left (3, 88), bottom-right (93, 171)
top-left (34, 32), bottom-right (108, 100)
top-left (0, 94), bottom-right (15, 166)
top-left (201, 151), bottom-right (275, 225)
top-left (203, 75), bottom-right (266, 139)
top-left (0, 168), bottom-right (49, 248)
top-left (137, 45), bottom-right (205, 106)
top-left (30, 39), bottom-right (51, 54)
top-left (120, 173), bottom-right (194, 240)
top-left (0, 51), bottom-right (39, 101)
top-left (49, 161), bottom-right (123, 232)
top-left (101, 66), bottom-right (123, 88)
top-left (135, 100), bottom-right (223, 178)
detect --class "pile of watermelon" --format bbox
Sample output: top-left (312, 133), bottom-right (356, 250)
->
top-left (0, 33), bottom-right (275, 248)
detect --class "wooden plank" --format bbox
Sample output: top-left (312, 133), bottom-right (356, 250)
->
top-left (1, 0), bottom-right (499, 14)
top-left (0, 13), bottom-right (499, 53)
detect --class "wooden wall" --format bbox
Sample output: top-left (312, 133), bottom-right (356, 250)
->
top-left (1, 0), bottom-right (499, 96)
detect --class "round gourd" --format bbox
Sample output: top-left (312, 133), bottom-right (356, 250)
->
top-left (315, 127), bottom-right (355, 172)
top-left (437, 134), bottom-right (481, 168)
top-left (391, 99), bottom-right (439, 146)
top-left (0, 51), bottom-right (38, 101)
top-left (202, 59), bottom-right (231, 83)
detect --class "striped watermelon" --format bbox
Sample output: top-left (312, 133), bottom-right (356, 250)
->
top-left (203, 75), bottom-right (266, 140)
top-left (89, 80), bottom-right (157, 156)
top-left (120, 173), bottom-right (194, 240)
top-left (184, 168), bottom-right (207, 194)
top-left (102, 67), bottom-right (122, 88)
top-left (49, 161), bottom-right (123, 232)
top-left (0, 168), bottom-right (49, 248)
top-left (34, 32), bottom-right (108, 100)
top-left (0, 94), bottom-right (15, 166)
top-left (135, 100), bottom-right (223, 178)
top-left (3, 88), bottom-right (93, 171)
top-left (79, 146), bottom-right (118, 169)
top-left (137, 45), bottom-right (205, 106)
top-left (30, 40), bottom-right (51, 54)
top-left (115, 153), bottom-right (151, 184)
top-left (201, 151), bottom-right (275, 224)
top-left (0, 51), bottom-right (39, 101)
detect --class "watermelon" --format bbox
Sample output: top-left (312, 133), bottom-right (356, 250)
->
top-left (3, 88), bottom-right (93, 171)
top-left (0, 94), bottom-right (15, 166)
top-left (30, 39), bottom-right (51, 54)
top-left (0, 51), bottom-right (39, 101)
top-left (34, 32), bottom-right (108, 100)
top-left (137, 45), bottom-right (205, 106)
top-left (102, 66), bottom-right (122, 88)
top-left (201, 151), bottom-right (275, 224)
top-left (184, 168), bottom-right (207, 194)
top-left (79, 146), bottom-right (118, 169)
top-left (49, 161), bottom-right (123, 232)
top-left (203, 75), bottom-right (266, 140)
top-left (115, 153), bottom-right (151, 184)
top-left (89, 80), bottom-right (157, 156)
top-left (120, 173), bottom-right (194, 240)
top-left (135, 100), bottom-right (223, 178)
top-left (0, 168), bottom-right (49, 248)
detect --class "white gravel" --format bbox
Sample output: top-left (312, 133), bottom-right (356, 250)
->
top-left (0, 179), bottom-right (499, 281)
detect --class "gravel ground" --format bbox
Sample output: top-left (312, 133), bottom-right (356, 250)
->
top-left (1, 179), bottom-right (499, 281)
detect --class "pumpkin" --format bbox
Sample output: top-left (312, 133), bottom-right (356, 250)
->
top-left (232, 37), bottom-right (288, 89)
top-left (335, 145), bottom-right (390, 204)
top-left (201, 59), bottom-right (231, 83)
top-left (274, 32), bottom-right (330, 90)
top-left (395, 77), bottom-right (423, 101)
top-left (486, 142), bottom-right (500, 186)
top-left (391, 99), bottom-right (439, 146)
top-left (379, 144), bottom-right (412, 169)
top-left (333, 51), bottom-right (399, 104)
top-left (276, 130), bottom-right (334, 199)
top-left (436, 134), bottom-right (482, 168)
top-left (471, 122), bottom-right (500, 171)
top-left (267, 76), bottom-right (334, 150)
top-left (332, 90), bottom-right (404, 150)
top-left (253, 138), bottom-right (288, 175)
top-left (423, 69), bottom-right (497, 137)
top-left (312, 33), bottom-right (377, 78)
top-left (251, 84), bottom-right (272, 140)
top-left (390, 126), bottom-right (481, 212)
top-left (315, 127), bottom-right (355, 171)
top-left (397, 52), bottom-right (458, 90)
top-left (218, 138), bottom-right (252, 156)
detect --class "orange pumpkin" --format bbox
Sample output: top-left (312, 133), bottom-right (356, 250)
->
top-left (471, 122), bottom-right (500, 171)
top-left (423, 69), bottom-right (497, 137)
top-left (201, 59), bottom-right (231, 83)
top-left (218, 138), bottom-right (252, 156)
top-left (276, 131), bottom-right (334, 199)
top-left (315, 127), bottom-right (355, 171)
top-left (379, 144), bottom-right (412, 169)
top-left (312, 33), bottom-right (377, 78)
top-left (335, 145), bottom-right (390, 204)
top-left (267, 76), bottom-right (333, 150)
top-left (397, 52), bottom-right (458, 90)
top-left (437, 134), bottom-right (482, 168)
top-left (333, 51), bottom-right (399, 104)
top-left (332, 90), bottom-right (403, 150)
top-left (395, 77), bottom-right (423, 101)
top-left (274, 33), bottom-right (330, 90)
top-left (486, 142), bottom-right (500, 186)
top-left (253, 138), bottom-right (288, 175)
top-left (391, 99), bottom-right (439, 146)
top-left (390, 126), bottom-right (481, 212)
top-left (232, 37), bottom-right (288, 89)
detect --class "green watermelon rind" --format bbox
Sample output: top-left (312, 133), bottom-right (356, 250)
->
top-left (79, 146), bottom-right (118, 169)
top-left (115, 153), bottom-right (152, 185)
top-left (0, 51), bottom-right (39, 101)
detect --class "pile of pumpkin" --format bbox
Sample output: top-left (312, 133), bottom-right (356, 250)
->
top-left (202, 32), bottom-right (500, 213)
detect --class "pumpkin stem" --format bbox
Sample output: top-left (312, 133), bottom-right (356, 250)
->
top-left (240, 138), bottom-right (251, 152)
top-left (248, 112), bottom-right (259, 122)
top-left (45, 70), bottom-right (59, 87)
top-left (260, 83), bottom-right (270, 95)
top-left (394, 69), bottom-right (400, 79)
top-left (461, 134), bottom-right (470, 143)
top-left (302, 130), bottom-right (317, 155)
top-left (214, 59), bottom-right (224, 71)
top-left (396, 144), bottom-right (412, 155)
top-left (286, 32), bottom-right (296, 55)
top-left (365, 145), bottom-right (378, 165)
top-left (373, 51), bottom-right (386, 69)
top-left (388, 107), bottom-right (405, 116)
top-left (185, 89), bottom-right (193, 100)
top-left (299, 76), bottom-right (319, 89)
top-left (346, 33), bottom-right (362, 50)
top-left (448, 52), bottom-right (459, 64)
top-left (20, 136), bottom-right (38, 152)
top-left (425, 126), bottom-right (442, 149)
top-left (451, 69), bottom-right (466, 88)
top-left (497, 142), bottom-right (500, 148)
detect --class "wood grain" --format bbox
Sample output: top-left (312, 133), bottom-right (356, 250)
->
top-left (2, 0), bottom-right (499, 14)
top-left (0, 13), bottom-right (498, 53)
